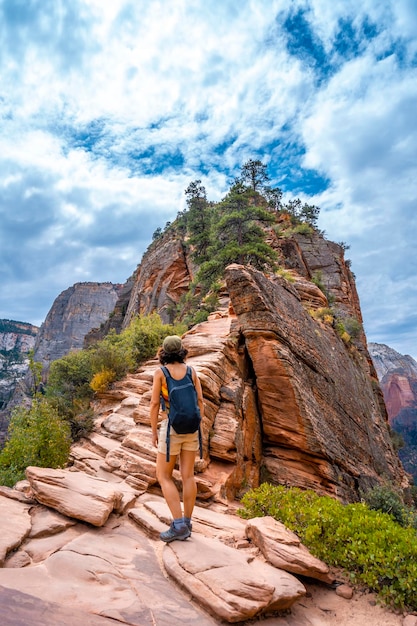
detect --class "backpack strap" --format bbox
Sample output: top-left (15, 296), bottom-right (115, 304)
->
top-left (188, 366), bottom-right (203, 461)
top-left (160, 365), bottom-right (203, 462)
top-left (160, 366), bottom-right (171, 461)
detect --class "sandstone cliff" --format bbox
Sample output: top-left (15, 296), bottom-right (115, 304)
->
top-left (0, 285), bottom-right (123, 444)
top-left (224, 265), bottom-right (403, 500)
top-left (369, 343), bottom-right (417, 482)
top-left (33, 282), bottom-right (122, 372)
top-left (28, 227), bottom-right (403, 501)
top-left (369, 343), bottom-right (417, 419)
top-left (65, 266), bottom-right (405, 504)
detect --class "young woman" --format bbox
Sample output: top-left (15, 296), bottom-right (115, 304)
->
top-left (150, 335), bottom-right (204, 542)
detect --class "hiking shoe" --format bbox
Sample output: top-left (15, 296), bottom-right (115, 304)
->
top-left (160, 522), bottom-right (191, 543)
top-left (184, 519), bottom-right (192, 532)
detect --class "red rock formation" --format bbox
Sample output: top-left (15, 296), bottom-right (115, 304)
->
top-left (225, 264), bottom-right (405, 501)
top-left (369, 342), bottom-right (417, 421)
top-left (123, 233), bottom-right (193, 326)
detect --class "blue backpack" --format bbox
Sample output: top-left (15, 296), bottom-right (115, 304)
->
top-left (160, 365), bottom-right (203, 462)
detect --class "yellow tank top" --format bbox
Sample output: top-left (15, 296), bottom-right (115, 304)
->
top-left (160, 377), bottom-right (169, 411)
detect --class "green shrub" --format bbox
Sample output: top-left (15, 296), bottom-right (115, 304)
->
top-left (238, 483), bottom-right (417, 610)
top-left (67, 409), bottom-right (95, 441)
top-left (45, 313), bottom-right (186, 439)
top-left (310, 307), bottom-right (334, 324)
top-left (334, 320), bottom-right (351, 344)
top-left (361, 485), bottom-right (417, 529)
top-left (46, 349), bottom-right (95, 438)
top-left (311, 270), bottom-right (325, 292)
top-left (121, 313), bottom-right (185, 366)
top-left (292, 222), bottom-right (314, 236)
top-left (47, 349), bottom-right (94, 408)
top-left (344, 317), bottom-right (362, 339)
top-left (0, 399), bottom-right (71, 486)
top-left (89, 331), bottom-right (132, 379)
top-left (275, 268), bottom-right (295, 282)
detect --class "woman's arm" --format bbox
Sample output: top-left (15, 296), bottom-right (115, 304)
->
top-left (150, 368), bottom-right (163, 448)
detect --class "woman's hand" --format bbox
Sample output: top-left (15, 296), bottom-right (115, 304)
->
top-left (152, 431), bottom-right (158, 448)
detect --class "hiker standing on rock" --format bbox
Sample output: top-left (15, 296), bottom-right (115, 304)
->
top-left (150, 335), bottom-right (204, 542)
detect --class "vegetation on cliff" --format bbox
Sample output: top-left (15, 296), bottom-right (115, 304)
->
top-left (45, 313), bottom-right (186, 438)
top-left (239, 483), bottom-right (417, 610)
top-left (0, 313), bottom-right (185, 485)
top-left (0, 319), bottom-right (38, 336)
top-left (0, 355), bottom-right (71, 486)
top-left (153, 159), bottom-right (322, 326)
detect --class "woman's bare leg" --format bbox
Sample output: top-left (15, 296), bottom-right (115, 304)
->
top-left (156, 452), bottom-right (182, 519)
top-left (180, 449), bottom-right (197, 519)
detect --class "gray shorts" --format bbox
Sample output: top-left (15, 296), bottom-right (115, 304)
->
top-left (158, 419), bottom-right (199, 456)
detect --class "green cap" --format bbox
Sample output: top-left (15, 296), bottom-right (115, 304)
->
top-left (162, 335), bottom-right (183, 353)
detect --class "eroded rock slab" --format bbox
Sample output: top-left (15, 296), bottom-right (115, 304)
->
top-left (29, 507), bottom-right (77, 539)
top-left (140, 497), bottom-right (247, 541)
top-left (0, 585), bottom-right (122, 626)
top-left (25, 466), bottom-right (123, 526)
top-left (0, 496), bottom-right (31, 565)
top-left (163, 534), bottom-right (305, 623)
top-left (0, 518), bottom-right (217, 626)
top-left (246, 516), bottom-right (334, 584)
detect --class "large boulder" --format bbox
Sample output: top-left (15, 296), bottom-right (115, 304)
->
top-left (246, 516), bottom-right (334, 583)
top-left (163, 533), bottom-right (306, 622)
top-left (25, 467), bottom-right (124, 526)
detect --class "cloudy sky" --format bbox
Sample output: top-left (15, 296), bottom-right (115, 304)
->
top-left (1, 0), bottom-right (416, 360)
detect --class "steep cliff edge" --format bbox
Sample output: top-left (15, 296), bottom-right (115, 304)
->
top-left (83, 233), bottom-right (193, 344)
top-left (225, 265), bottom-right (404, 500)
top-left (122, 234), bottom-right (192, 327)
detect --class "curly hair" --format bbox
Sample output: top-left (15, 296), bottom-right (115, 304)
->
top-left (158, 347), bottom-right (188, 365)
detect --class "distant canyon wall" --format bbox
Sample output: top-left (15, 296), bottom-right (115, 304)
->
top-left (369, 342), bottom-right (417, 482)
top-left (0, 283), bottom-right (121, 442)
top-left (0, 321), bottom-right (38, 445)
top-left (33, 282), bottom-right (122, 373)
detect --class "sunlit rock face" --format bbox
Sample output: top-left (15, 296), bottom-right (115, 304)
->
top-left (122, 234), bottom-right (193, 327)
top-left (224, 264), bottom-right (405, 502)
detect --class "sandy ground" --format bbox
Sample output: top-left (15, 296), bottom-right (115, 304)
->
top-left (256, 582), bottom-right (407, 626)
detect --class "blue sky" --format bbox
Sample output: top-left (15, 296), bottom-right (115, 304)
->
top-left (0, 0), bottom-right (416, 360)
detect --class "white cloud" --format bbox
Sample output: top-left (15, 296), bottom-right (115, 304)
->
top-left (0, 0), bottom-right (416, 360)
top-left (300, 35), bottom-right (417, 358)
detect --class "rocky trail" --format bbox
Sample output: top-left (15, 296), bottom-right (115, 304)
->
top-left (0, 308), bottom-right (414, 625)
